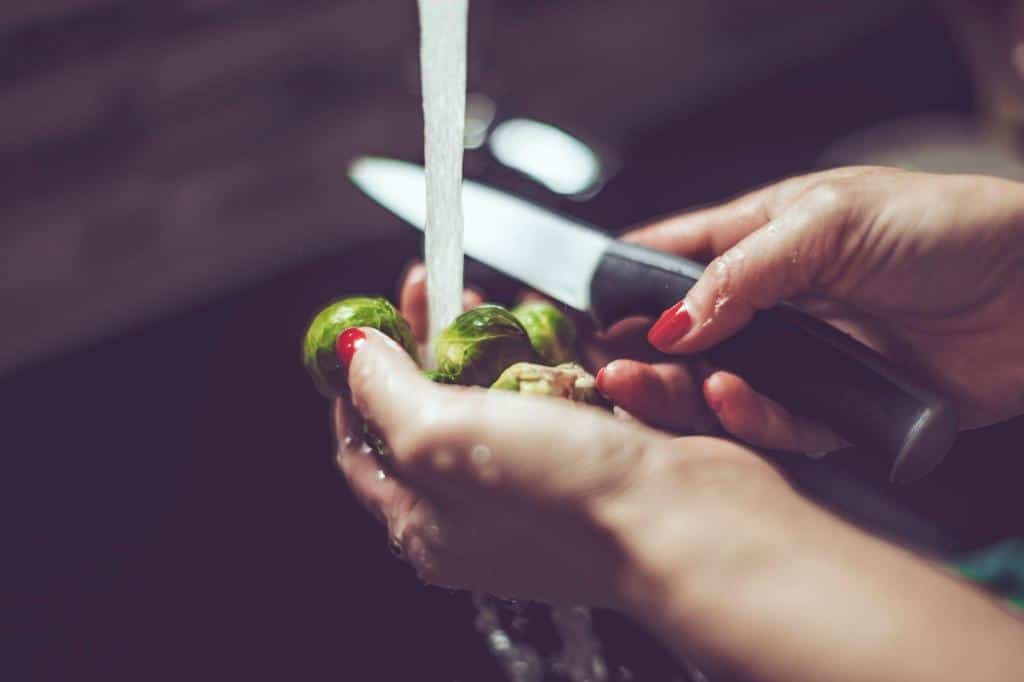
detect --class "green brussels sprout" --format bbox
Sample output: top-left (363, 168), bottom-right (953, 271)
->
top-left (303, 296), bottom-right (418, 398)
top-left (434, 304), bottom-right (539, 387)
top-left (491, 362), bottom-right (607, 406)
top-left (511, 301), bottom-right (577, 365)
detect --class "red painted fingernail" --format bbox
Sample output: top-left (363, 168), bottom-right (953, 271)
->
top-left (647, 301), bottom-right (692, 350)
top-left (336, 328), bottom-right (366, 368)
top-left (595, 367), bottom-right (608, 397)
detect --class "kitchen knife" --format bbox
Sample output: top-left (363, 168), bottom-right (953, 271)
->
top-left (349, 156), bottom-right (958, 483)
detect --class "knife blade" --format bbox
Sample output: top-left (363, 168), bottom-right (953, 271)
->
top-left (349, 156), bottom-right (957, 484)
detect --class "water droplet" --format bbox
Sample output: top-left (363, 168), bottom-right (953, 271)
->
top-left (342, 435), bottom-right (354, 448)
top-left (470, 444), bottom-right (492, 463)
top-left (473, 593), bottom-right (545, 682)
top-left (470, 444), bottom-right (500, 483)
top-left (426, 521), bottom-right (442, 541)
top-left (376, 469), bottom-right (387, 481)
top-left (712, 293), bottom-right (730, 316)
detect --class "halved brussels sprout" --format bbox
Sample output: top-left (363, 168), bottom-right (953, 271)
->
top-left (303, 296), bottom-right (418, 398)
top-left (511, 301), bottom-right (577, 365)
top-left (491, 361), bottom-right (606, 406)
top-left (434, 304), bottom-right (539, 387)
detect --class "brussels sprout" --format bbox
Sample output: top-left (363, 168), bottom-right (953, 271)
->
top-left (434, 304), bottom-right (539, 387)
top-left (303, 296), bottom-right (418, 398)
top-left (511, 301), bottom-right (577, 365)
top-left (491, 362), bottom-right (606, 406)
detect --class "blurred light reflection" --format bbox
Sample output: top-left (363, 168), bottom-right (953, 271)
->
top-left (488, 118), bottom-right (603, 197)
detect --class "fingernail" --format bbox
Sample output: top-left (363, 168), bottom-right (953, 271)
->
top-left (336, 328), bottom-right (366, 368)
top-left (648, 300), bottom-right (692, 350)
top-left (595, 367), bottom-right (608, 397)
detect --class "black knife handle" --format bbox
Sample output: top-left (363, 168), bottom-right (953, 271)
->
top-left (590, 241), bottom-right (958, 483)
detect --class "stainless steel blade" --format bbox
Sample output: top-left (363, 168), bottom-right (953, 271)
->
top-left (349, 157), bottom-right (610, 311)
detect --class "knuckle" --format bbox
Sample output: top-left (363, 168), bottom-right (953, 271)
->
top-left (801, 180), bottom-right (851, 218)
top-left (707, 254), bottom-right (735, 299)
top-left (703, 247), bottom-right (750, 313)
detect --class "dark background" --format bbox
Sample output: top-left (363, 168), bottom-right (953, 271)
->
top-left (4, 2), bottom-right (1023, 681)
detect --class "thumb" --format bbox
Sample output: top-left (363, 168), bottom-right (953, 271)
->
top-left (648, 193), bottom-right (837, 354)
top-left (342, 327), bottom-right (434, 441)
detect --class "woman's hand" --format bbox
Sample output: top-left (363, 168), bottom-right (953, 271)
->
top-left (335, 326), bottom-right (784, 606)
top-left (334, 329), bottom-right (1024, 682)
top-left (398, 263), bottom-right (716, 435)
top-left (624, 167), bottom-right (1024, 453)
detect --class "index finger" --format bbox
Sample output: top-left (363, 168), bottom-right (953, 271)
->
top-left (346, 330), bottom-right (665, 502)
top-left (622, 188), bottom-right (771, 262)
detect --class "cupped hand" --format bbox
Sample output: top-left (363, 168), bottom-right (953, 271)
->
top-left (334, 328), bottom-right (787, 607)
top-left (397, 263), bottom-right (715, 434)
top-left (625, 166), bottom-right (1024, 453)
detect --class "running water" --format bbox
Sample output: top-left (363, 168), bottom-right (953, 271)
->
top-left (417, 0), bottom-right (467, 359)
top-left (416, 4), bottom-right (633, 680)
top-left (550, 605), bottom-right (609, 682)
top-left (473, 595), bottom-right (614, 682)
top-left (473, 594), bottom-right (545, 682)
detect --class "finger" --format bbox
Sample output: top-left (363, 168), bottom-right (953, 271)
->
top-left (596, 359), bottom-right (712, 433)
top-left (595, 315), bottom-right (654, 342)
top-left (621, 187), bottom-right (772, 261)
top-left (400, 262), bottom-right (487, 343)
top-left (333, 399), bottom-right (413, 525)
top-left (515, 290), bottom-right (550, 305)
top-left (579, 317), bottom-right (662, 370)
top-left (338, 433), bottom-right (414, 526)
top-left (648, 186), bottom-right (844, 354)
top-left (462, 288), bottom-right (485, 310)
top-left (621, 170), bottom-right (840, 259)
top-left (399, 262), bottom-right (429, 342)
top-left (345, 328), bottom-right (436, 446)
top-left (703, 371), bottom-right (844, 455)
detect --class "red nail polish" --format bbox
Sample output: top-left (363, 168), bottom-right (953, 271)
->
top-left (647, 301), bottom-right (691, 349)
top-left (336, 328), bottom-right (366, 368)
top-left (595, 367), bottom-right (608, 396)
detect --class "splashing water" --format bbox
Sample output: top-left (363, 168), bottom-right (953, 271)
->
top-left (473, 593), bottom-right (545, 682)
top-left (473, 594), bottom-right (615, 682)
top-left (550, 605), bottom-right (609, 682)
top-left (417, 0), bottom-right (467, 360)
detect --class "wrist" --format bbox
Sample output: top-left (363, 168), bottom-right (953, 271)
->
top-left (600, 444), bottom-right (1024, 681)
top-left (592, 438), bottom-right (807, 628)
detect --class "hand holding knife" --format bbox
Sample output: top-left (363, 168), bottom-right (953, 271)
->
top-left (349, 156), bottom-right (958, 485)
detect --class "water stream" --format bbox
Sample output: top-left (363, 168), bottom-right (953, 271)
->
top-left (416, 4), bottom-right (658, 680)
top-left (417, 0), bottom-right (467, 362)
